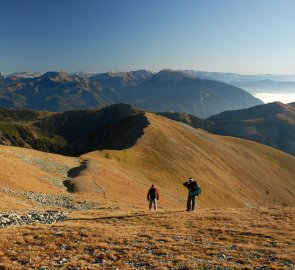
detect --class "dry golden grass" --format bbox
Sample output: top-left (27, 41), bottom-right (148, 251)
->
top-left (1, 112), bottom-right (295, 211)
top-left (77, 113), bottom-right (295, 209)
top-left (0, 145), bottom-right (78, 193)
top-left (0, 207), bottom-right (294, 269)
top-left (0, 145), bottom-right (80, 211)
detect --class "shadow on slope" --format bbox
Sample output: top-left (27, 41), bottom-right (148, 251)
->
top-left (67, 160), bottom-right (88, 178)
top-left (63, 160), bottom-right (89, 192)
top-left (0, 103), bottom-right (149, 156)
top-left (59, 112), bottom-right (149, 156)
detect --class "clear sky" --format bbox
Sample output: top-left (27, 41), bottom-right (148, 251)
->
top-left (1, 0), bottom-right (295, 74)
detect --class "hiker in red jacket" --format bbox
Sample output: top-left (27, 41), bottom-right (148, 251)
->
top-left (147, 184), bottom-right (159, 210)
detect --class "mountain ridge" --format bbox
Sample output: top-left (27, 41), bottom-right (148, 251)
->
top-left (0, 69), bottom-right (262, 117)
top-left (0, 103), bottom-right (147, 155)
top-left (208, 102), bottom-right (295, 156)
top-left (1, 110), bottom-right (295, 209)
top-left (1, 102), bottom-right (294, 156)
top-left (155, 102), bottom-right (295, 156)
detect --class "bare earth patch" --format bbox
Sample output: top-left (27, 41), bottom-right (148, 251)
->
top-left (0, 207), bottom-right (294, 269)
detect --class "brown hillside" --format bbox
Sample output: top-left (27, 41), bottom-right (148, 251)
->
top-left (0, 112), bottom-right (295, 212)
top-left (209, 102), bottom-right (295, 156)
top-left (75, 113), bottom-right (295, 208)
top-left (0, 145), bottom-right (80, 211)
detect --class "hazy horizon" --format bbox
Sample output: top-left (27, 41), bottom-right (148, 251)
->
top-left (2, 69), bottom-right (295, 77)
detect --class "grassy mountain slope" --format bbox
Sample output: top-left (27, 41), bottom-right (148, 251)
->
top-left (0, 104), bottom-right (147, 155)
top-left (209, 102), bottom-right (295, 156)
top-left (0, 107), bottom-right (67, 152)
top-left (1, 102), bottom-right (295, 160)
top-left (0, 145), bottom-right (79, 211)
top-left (157, 111), bottom-right (212, 131)
top-left (0, 112), bottom-right (294, 211)
top-left (158, 102), bottom-right (295, 156)
top-left (75, 113), bottom-right (295, 208)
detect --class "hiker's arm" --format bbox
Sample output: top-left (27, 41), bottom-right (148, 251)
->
top-left (183, 182), bottom-right (188, 187)
top-left (156, 189), bottom-right (159, 200)
top-left (147, 190), bottom-right (150, 201)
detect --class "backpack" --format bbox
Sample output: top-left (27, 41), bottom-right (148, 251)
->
top-left (189, 185), bottom-right (202, 196)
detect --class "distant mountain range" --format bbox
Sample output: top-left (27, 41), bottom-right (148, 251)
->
top-left (187, 70), bottom-right (295, 83)
top-left (0, 69), bottom-right (262, 118)
top-left (186, 71), bottom-right (295, 94)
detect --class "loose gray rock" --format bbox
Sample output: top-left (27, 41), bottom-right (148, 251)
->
top-left (0, 210), bottom-right (68, 228)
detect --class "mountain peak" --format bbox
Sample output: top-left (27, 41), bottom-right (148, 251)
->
top-left (40, 71), bottom-right (75, 82)
top-left (152, 69), bottom-right (195, 82)
top-left (93, 70), bottom-right (152, 79)
top-left (264, 101), bottom-right (294, 113)
top-left (90, 70), bottom-right (153, 88)
top-left (71, 71), bottom-right (94, 78)
top-left (6, 72), bottom-right (42, 79)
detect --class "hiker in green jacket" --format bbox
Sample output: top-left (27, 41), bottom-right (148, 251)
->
top-left (183, 177), bottom-right (201, 211)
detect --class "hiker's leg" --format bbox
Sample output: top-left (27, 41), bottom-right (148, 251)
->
top-left (149, 200), bottom-right (152, 210)
top-left (187, 195), bottom-right (191, 211)
top-left (154, 199), bottom-right (157, 210)
top-left (191, 196), bottom-right (196, 211)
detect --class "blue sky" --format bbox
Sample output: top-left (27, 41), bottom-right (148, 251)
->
top-left (1, 0), bottom-right (295, 74)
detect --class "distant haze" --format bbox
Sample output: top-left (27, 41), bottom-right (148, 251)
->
top-left (253, 93), bottom-right (295, 104)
